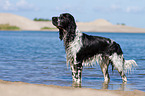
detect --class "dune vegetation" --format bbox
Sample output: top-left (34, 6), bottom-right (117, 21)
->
top-left (0, 24), bottom-right (20, 30)
top-left (41, 27), bottom-right (57, 30)
top-left (33, 18), bottom-right (51, 21)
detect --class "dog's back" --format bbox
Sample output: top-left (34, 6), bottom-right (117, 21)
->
top-left (77, 33), bottom-right (123, 63)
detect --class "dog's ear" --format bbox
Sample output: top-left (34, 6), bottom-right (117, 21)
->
top-left (67, 20), bottom-right (76, 36)
top-left (59, 29), bottom-right (63, 40)
top-left (68, 24), bottom-right (76, 33)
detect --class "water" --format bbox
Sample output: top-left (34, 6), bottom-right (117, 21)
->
top-left (0, 31), bottom-right (145, 91)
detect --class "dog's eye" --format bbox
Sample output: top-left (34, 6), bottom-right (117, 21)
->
top-left (60, 16), bottom-right (65, 19)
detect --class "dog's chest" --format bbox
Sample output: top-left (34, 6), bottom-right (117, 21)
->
top-left (66, 31), bottom-right (83, 62)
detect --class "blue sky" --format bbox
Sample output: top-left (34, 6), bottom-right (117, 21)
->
top-left (0, 0), bottom-right (145, 28)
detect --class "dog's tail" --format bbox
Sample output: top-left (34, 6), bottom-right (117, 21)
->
top-left (123, 59), bottom-right (137, 73)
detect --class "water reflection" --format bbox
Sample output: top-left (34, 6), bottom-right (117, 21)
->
top-left (72, 82), bottom-right (82, 88)
top-left (102, 82), bottom-right (127, 91)
top-left (102, 82), bottom-right (109, 89)
top-left (71, 80), bottom-right (128, 90)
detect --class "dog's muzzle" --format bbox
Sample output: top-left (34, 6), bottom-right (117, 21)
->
top-left (52, 17), bottom-right (58, 26)
top-left (52, 17), bottom-right (61, 28)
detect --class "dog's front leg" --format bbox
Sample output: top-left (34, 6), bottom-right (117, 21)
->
top-left (71, 63), bottom-right (83, 85)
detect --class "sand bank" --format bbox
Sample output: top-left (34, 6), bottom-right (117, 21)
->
top-left (0, 80), bottom-right (145, 96)
top-left (1, 13), bottom-right (145, 33)
top-left (0, 13), bottom-right (56, 31)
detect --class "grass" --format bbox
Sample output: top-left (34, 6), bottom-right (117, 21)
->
top-left (0, 24), bottom-right (20, 30)
top-left (41, 27), bottom-right (56, 30)
top-left (33, 18), bottom-right (51, 21)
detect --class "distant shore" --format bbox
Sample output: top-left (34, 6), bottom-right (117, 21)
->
top-left (0, 80), bottom-right (145, 96)
top-left (1, 24), bottom-right (145, 33)
top-left (1, 13), bottom-right (145, 33)
top-left (1, 29), bottom-right (145, 34)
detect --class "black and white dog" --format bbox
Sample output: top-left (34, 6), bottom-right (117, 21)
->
top-left (52, 13), bottom-right (137, 84)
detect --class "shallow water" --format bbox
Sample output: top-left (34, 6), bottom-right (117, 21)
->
top-left (0, 31), bottom-right (145, 91)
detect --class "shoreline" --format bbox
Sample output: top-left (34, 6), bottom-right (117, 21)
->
top-left (0, 79), bottom-right (145, 96)
top-left (1, 29), bottom-right (145, 34)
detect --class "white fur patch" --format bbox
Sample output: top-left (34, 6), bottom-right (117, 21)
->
top-left (66, 29), bottom-right (82, 66)
top-left (82, 54), bottom-right (103, 66)
top-left (124, 60), bottom-right (137, 73)
top-left (109, 53), bottom-right (137, 72)
top-left (107, 39), bottom-right (114, 44)
top-left (109, 53), bottom-right (124, 72)
top-left (57, 18), bottom-right (61, 26)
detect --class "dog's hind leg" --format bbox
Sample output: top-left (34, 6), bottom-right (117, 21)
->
top-left (71, 63), bottom-right (83, 85)
top-left (110, 53), bottom-right (127, 82)
top-left (113, 62), bottom-right (127, 82)
top-left (118, 70), bottom-right (127, 82)
top-left (99, 56), bottom-right (110, 83)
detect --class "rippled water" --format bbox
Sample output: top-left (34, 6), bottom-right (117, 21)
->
top-left (0, 31), bottom-right (145, 91)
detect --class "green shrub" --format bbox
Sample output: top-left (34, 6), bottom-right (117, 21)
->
top-left (41, 27), bottom-right (56, 30)
top-left (34, 18), bottom-right (51, 21)
top-left (0, 24), bottom-right (20, 30)
top-left (117, 23), bottom-right (126, 26)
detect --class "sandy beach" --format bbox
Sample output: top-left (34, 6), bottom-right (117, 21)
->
top-left (1, 13), bottom-right (145, 33)
top-left (0, 80), bottom-right (144, 96)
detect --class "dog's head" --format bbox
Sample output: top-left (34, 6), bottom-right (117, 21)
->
top-left (52, 13), bottom-right (76, 41)
top-left (52, 13), bottom-right (76, 29)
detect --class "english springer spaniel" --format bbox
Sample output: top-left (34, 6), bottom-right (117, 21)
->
top-left (52, 13), bottom-right (137, 84)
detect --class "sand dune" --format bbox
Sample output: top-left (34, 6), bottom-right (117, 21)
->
top-left (0, 13), bottom-right (145, 33)
top-left (0, 13), bottom-right (55, 31)
top-left (0, 80), bottom-right (145, 96)
top-left (77, 20), bottom-right (145, 33)
top-left (78, 19), bottom-right (113, 26)
top-left (0, 13), bottom-right (40, 30)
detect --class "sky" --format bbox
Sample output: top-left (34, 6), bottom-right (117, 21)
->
top-left (0, 0), bottom-right (145, 28)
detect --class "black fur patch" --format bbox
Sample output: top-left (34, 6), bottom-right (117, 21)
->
top-left (76, 33), bottom-right (123, 63)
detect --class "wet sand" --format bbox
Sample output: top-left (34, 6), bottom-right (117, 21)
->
top-left (0, 80), bottom-right (145, 96)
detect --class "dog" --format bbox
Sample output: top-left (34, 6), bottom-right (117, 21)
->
top-left (52, 13), bottom-right (137, 84)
